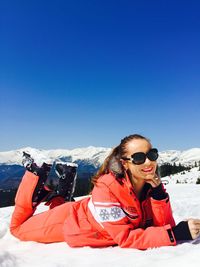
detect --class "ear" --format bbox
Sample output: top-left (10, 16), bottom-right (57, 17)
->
top-left (120, 159), bottom-right (128, 170)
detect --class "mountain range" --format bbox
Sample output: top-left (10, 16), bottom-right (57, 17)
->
top-left (0, 146), bottom-right (200, 189)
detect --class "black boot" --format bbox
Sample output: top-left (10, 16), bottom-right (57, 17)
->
top-left (22, 151), bottom-right (46, 176)
top-left (55, 162), bottom-right (78, 201)
top-left (22, 151), bottom-right (52, 207)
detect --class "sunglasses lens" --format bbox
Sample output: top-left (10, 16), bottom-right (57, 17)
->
top-left (147, 149), bottom-right (158, 161)
top-left (132, 152), bottom-right (146, 165)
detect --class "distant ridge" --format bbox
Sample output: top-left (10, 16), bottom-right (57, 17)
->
top-left (0, 146), bottom-right (200, 166)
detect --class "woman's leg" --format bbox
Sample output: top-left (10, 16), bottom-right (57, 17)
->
top-left (10, 171), bottom-right (70, 243)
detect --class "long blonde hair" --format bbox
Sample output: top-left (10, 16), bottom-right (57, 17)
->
top-left (91, 134), bottom-right (150, 186)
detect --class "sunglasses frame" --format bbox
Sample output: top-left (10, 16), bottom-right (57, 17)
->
top-left (122, 148), bottom-right (159, 165)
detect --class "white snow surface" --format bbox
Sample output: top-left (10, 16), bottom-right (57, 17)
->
top-left (162, 167), bottom-right (200, 184)
top-left (0, 185), bottom-right (200, 267)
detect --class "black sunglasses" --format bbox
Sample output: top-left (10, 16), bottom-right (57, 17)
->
top-left (122, 148), bottom-right (159, 165)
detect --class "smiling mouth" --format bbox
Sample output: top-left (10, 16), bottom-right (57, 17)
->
top-left (142, 167), bottom-right (153, 173)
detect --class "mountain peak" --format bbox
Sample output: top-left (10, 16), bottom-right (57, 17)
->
top-left (0, 146), bottom-right (200, 166)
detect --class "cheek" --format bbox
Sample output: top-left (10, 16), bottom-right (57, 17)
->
top-left (128, 165), bottom-right (141, 175)
top-left (128, 162), bottom-right (157, 175)
top-left (153, 162), bottom-right (158, 170)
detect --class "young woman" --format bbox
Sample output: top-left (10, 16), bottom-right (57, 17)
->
top-left (10, 134), bottom-right (200, 250)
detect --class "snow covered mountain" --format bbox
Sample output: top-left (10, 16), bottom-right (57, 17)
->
top-left (159, 148), bottom-right (200, 166)
top-left (0, 146), bottom-right (111, 190)
top-left (0, 146), bottom-right (111, 167)
top-left (0, 146), bottom-right (200, 166)
top-left (0, 146), bottom-right (200, 190)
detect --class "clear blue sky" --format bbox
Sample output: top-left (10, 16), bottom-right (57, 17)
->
top-left (1, 0), bottom-right (200, 152)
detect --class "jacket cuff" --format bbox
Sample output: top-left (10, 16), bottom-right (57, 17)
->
top-left (164, 224), bottom-right (176, 245)
top-left (151, 184), bottom-right (168, 200)
top-left (172, 221), bottom-right (192, 241)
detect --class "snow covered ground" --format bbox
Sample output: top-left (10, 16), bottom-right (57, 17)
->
top-left (162, 167), bottom-right (200, 184)
top-left (0, 184), bottom-right (200, 267)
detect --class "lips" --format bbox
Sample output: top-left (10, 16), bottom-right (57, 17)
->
top-left (142, 167), bottom-right (153, 173)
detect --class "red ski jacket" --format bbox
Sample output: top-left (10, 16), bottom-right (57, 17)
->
top-left (63, 173), bottom-right (176, 249)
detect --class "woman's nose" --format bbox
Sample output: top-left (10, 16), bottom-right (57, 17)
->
top-left (144, 157), bottom-right (151, 165)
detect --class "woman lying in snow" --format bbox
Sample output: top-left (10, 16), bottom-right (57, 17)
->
top-left (10, 134), bottom-right (200, 250)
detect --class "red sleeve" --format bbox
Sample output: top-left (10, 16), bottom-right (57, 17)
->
top-left (102, 221), bottom-right (176, 249)
top-left (150, 197), bottom-right (176, 227)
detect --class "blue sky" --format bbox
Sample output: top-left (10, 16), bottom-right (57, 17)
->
top-left (1, 0), bottom-right (200, 152)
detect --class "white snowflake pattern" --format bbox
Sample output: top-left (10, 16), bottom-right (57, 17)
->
top-left (99, 209), bottom-right (110, 221)
top-left (110, 207), bottom-right (122, 219)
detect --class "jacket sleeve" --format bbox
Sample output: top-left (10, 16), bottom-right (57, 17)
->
top-left (91, 181), bottom-right (176, 250)
top-left (150, 197), bottom-right (176, 227)
top-left (150, 185), bottom-right (176, 227)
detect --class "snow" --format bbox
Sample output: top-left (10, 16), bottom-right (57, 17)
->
top-left (1, 146), bottom-right (200, 167)
top-left (0, 146), bottom-right (111, 166)
top-left (1, 185), bottom-right (200, 267)
top-left (162, 167), bottom-right (200, 184)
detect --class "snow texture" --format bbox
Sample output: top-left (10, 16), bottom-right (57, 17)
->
top-left (0, 185), bottom-right (200, 267)
top-left (1, 146), bottom-right (200, 167)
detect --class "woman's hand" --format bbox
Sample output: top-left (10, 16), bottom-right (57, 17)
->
top-left (144, 174), bottom-right (161, 188)
top-left (188, 219), bottom-right (200, 239)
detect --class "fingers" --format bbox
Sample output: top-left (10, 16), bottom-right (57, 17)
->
top-left (188, 219), bottom-right (200, 239)
top-left (188, 219), bottom-right (200, 226)
top-left (144, 174), bottom-right (161, 188)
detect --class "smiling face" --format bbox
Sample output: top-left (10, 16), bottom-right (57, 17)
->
top-left (122, 138), bottom-right (158, 181)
